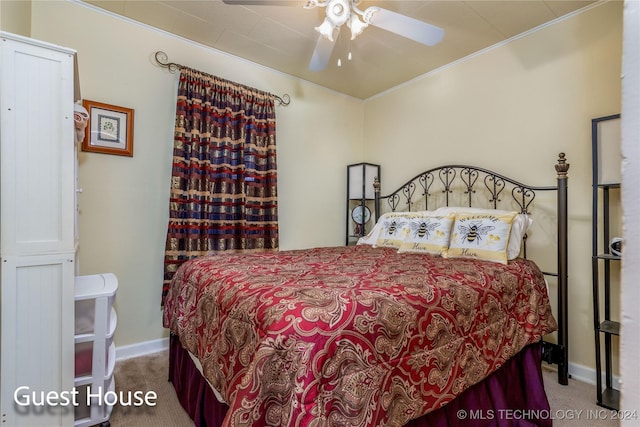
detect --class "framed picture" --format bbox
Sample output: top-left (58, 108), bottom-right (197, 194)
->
top-left (82, 100), bottom-right (134, 157)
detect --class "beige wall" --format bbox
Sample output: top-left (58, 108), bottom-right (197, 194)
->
top-left (0, 0), bottom-right (31, 35)
top-left (364, 1), bottom-right (623, 376)
top-left (27, 0), bottom-right (364, 349)
top-left (4, 0), bottom-right (624, 378)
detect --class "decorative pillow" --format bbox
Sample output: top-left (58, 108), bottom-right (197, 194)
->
top-left (434, 207), bottom-right (531, 260)
top-left (398, 213), bottom-right (455, 256)
top-left (357, 211), bottom-right (426, 246)
top-left (374, 214), bottom-right (411, 248)
top-left (446, 212), bottom-right (517, 264)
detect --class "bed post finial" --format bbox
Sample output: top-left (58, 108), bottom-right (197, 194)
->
top-left (555, 152), bottom-right (570, 178)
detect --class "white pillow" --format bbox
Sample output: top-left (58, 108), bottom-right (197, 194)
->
top-left (433, 207), bottom-right (532, 260)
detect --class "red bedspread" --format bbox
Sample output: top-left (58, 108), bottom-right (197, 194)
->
top-left (163, 245), bottom-right (557, 427)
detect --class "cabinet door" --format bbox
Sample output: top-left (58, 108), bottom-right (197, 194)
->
top-left (0, 35), bottom-right (76, 256)
top-left (0, 254), bottom-right (75, 426)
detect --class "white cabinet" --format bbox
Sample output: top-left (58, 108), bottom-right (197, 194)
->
top-left (1, 32), bottom-right (78, 427)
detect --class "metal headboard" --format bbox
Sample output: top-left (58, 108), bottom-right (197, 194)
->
top-left (374, 157), bottom-right (567, 216)
top-left (373, 153), bottom-right (570, 386)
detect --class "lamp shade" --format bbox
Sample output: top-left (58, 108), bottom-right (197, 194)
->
top-left (348, 163), bottom-right (379, 200)
top-left (593, 115), bottom-right (622, 185)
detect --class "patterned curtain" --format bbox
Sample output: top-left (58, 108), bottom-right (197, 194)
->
top-left (162, 67), bottom-right (278, 304)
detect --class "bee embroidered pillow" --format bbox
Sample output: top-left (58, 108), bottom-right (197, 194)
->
top-left (446, 212), bottom-right (517, 264)
top-left (375, 214), bottom-right (410, 248)
top-left (398, 213), bottom-right (455, 256)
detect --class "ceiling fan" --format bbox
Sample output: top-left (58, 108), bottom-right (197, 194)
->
top-left (221, 0), bottom-right (445, 71)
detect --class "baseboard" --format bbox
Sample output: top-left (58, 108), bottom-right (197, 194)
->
top-left (115, 337), bottom-right (169, 361)
top-left (116, 338), bottom-right (621, 390)
top-left (567, 362), bottom-right (621, 389)
top-left (542, 360), bottom-right (620, 389)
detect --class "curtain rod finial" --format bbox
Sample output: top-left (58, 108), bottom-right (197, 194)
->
top-left (154, 51), bottom-right (180, 73)
top-left (276, 94), bottom-right (291, 106)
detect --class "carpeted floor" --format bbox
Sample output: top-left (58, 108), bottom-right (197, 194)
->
top-left (107, 350), bottom-right (620, 427)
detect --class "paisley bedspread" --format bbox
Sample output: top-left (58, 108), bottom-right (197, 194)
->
top-left (162, 245), bottom-right (557, 427)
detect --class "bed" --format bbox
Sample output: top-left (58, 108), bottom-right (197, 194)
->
top-left (163, 153), bottom-right (570, 427)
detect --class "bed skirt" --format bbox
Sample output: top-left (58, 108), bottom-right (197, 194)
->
top-left (168, 335), bottom-right (552, 427)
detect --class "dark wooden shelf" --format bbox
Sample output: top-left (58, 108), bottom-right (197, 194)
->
top-left (592, 114), bottom-right (622, 413)
top-left (594, 254), bottom-right (621, 261)
top-left (598, 320), bottom-right (620, 335)
top-left (596, 183), bottom-right (620, 189)
top-left (598, 388), bottom-right (620, 411)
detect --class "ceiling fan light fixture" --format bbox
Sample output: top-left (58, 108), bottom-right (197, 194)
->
top-left (316, 18), bottom-right (338, 41)
top-left (347, 13), bottom-right (367, 40)
top-left (325, 0), bottom-right (350, 26)
top-left (332, 2), bottom-right (344, 16)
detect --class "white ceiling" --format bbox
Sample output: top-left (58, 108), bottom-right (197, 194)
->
top-left (82, 0), bottom-right (598, 99)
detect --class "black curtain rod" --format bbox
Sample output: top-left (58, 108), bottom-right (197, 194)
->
top-left (154, 51), bottom-right (290, 107)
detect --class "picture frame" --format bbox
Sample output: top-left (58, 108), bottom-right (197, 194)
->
top-left (82, 100), bottom-right (134, 157)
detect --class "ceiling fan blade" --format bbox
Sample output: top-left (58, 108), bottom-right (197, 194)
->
top-left (222, 0), bottom-right (300, 5)
top-left (309, 35), bottom-right (336, 71)
top-left (368, 8), bottom-right (444, 46)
